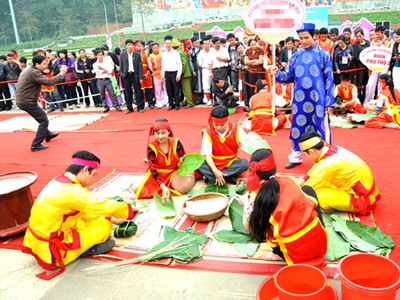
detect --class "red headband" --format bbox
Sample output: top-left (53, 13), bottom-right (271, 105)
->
top-left (210, 116), bottom-right (229, 124)
top-left (152, 121), bottom-right (171, 132)
top-left (71, 158), bottom-right (99, 169)
top-left (134, 41), bottom-right (142, 46)
top-left (246, 151), bottom-right (276, 191)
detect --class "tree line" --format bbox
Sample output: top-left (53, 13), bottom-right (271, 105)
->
top-left (0, 0), bottom-right (153, 47)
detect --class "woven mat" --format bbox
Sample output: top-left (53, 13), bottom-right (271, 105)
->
top-left (0, 113), bottom-right (107, 132)
top-left (87, 171), bottom-right (377, 277)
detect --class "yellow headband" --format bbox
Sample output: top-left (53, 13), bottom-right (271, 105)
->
top-left (299, 137), bottom-right (323, 151)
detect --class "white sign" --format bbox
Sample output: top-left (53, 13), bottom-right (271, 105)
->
top-left (360, 46), bottom-right (392, 73)
top-left (244, 0), bottom-right (305, 45)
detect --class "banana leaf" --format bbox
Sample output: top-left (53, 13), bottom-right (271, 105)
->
top-left (213, 230), bottom-right (251, 243)
top-left (153, 192), bottom-right (177, 218)
top-left (331, 215), bottom-right (392, 255)
top-left (229, 199), bottom-right (248, 234)
top-left (162, 226), bottom-right (209, 245)
top-left (140, 226), bottom-right (208, 264)
top-left (330, 117), bottom-right (358, 129)
top-left (186, 182), bottom-right (236, 197)
top-left (114, 221), bottom-right (138, 238)
top-left (204, 182), bottom-right (236, 196)
top-left (322, 215), bottom-right (351, 261)
top-left (240, 132), bottom-right (271, 155)
top-left (235, 181), bottom-right (247, 195)
top-left (347, 219), bottom-right (395, 249)
top-left (234, 242), bottom-right (259, 258)
top-left (347, 113), bottom-right (375, 123)
top-left (176, 153), bottom-right (205, 176)
top-left (186, 188), bottom-right (208, 197)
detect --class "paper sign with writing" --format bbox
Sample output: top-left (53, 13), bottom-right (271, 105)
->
top-left (244, 0), bottom-right (305, 45)
top-left (360, 46), bottom-right (392, 73)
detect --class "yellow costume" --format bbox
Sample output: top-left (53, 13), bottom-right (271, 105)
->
top-left (22, 173), bottom-right (134, 279)
top-left (303, 145), bottom-right (380, 214)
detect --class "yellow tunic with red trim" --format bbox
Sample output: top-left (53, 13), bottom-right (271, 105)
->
top-left (202, 123), bottom-right (240, 170)
top-left (365, 88), bottom-right (400, 127)
top-left (337, 83), bottom-right (356, 104)
top-left (266, 176), bottom-right (327, 268)
top-left (22, 173), bottom-right (133, 272)
top-left (149, 52), bottom-right (163, 81)
top-left (304, 145), bottom-right (380, 214)
top-left (140, 51), bottom-right (153, 89)
top-left (136, 137), bottom-right (181, 199)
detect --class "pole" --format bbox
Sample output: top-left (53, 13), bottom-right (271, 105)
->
top-left (113, 0), bottom-right (120, 45)
top-left (272, 44), bottom-right (276, 115)
top-left (100, 0), bottom-right (109, 34)
top-left (8, 0), bottom-right (20, 44)
top-left (238, 69), bottom-right (243, 102)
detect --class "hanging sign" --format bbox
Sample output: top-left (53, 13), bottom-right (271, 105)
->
top-left (244, 0), bottom-right (306, 45)
top-left (360, 46), bottom-right (392, 73)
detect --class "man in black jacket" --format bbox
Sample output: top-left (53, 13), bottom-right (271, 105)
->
top-left (211, 77), bottom-right (239, 108)
top-left (119, 39), bottom-right (144, 113)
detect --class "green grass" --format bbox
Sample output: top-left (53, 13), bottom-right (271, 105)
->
top-left (2, 10), bottom-right (399, 57)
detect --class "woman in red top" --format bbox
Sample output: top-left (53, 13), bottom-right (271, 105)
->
top-left (134, 118), bottom-right (196, 201)
top-left (245, 39), bottom-right (265, 100)
top-left (243, 148), bottom-right (327, 268)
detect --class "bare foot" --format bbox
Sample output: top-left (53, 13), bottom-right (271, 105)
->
top-left (264, 252), bottom-right (284, 261)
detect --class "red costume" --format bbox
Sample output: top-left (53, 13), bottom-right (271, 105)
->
top-left (140, 51), bottom-right (153, 90)
top-left (135, 137), bottom-right (183, 199)
top-left (249, 91), bottom-right (287, 135)
top-left (202, 123), bottom-right (240, 170)
top-left (266, 176), bottom-right (327, 268)
top-left (336, 83), bottom-right (367, 114)
top-left (317, 39), bottom-right (334, 57)
top-left (365, 88), bottom-right (400, 128)
top-left (275, 82), bottom-right (293, 102)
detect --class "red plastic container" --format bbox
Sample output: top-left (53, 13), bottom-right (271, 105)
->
top-left (338, 253), bottom-right (400, 300)
top-left (0, 171), bottom-right (37, 237)
top-left (257, 275), bottom-right (337, 300)
top-left (274, 264), bottom-right (328, 299)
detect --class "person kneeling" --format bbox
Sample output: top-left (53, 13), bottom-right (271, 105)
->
top-left (297, 132), bottom-right (380, 214)
top-left (211, 77), bottom-right (239, 108)
top-left (22, 151), bottom-right (138, 280)
top-left (333, 73), bottom-right (367, 115)
top-left (244, 148), bottom-right (327, 268)
top-left (249, 79), bottom-right (287, 135)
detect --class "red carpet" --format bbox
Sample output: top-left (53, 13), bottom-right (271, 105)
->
top-left (0, 108), bottom-right (399, 269)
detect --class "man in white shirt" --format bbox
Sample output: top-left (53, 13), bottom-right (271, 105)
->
top-left (197, 39), bottom-right (214, 105)
top-left (161, 39), bottom-right (182, 110)
top-left (92, 49), bottom-right (121, 113)
top-left (364, 25), bottom-right (393, 104)
top-left (211, 36), bottom-right (230, 81)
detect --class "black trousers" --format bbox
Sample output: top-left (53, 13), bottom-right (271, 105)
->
top-left (123, 73), bottom-right (144, 111)
top-left (165, 71), bottom-right (181, 108)
top-left (356, 68), bottom-right (369, 104)
top-left (272, 185), bottom-right (324, 259)
top-left (247, 72), bottom-right (264, 100)
top-left (16, 102), bottom-right (52, 147)
top-left (0, 82), bottom-right (11, 109)
top-left (80, 76), bottom-right (95, 106)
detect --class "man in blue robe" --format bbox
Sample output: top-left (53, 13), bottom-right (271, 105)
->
top-left (271, 23), bottom-right (335, 169)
